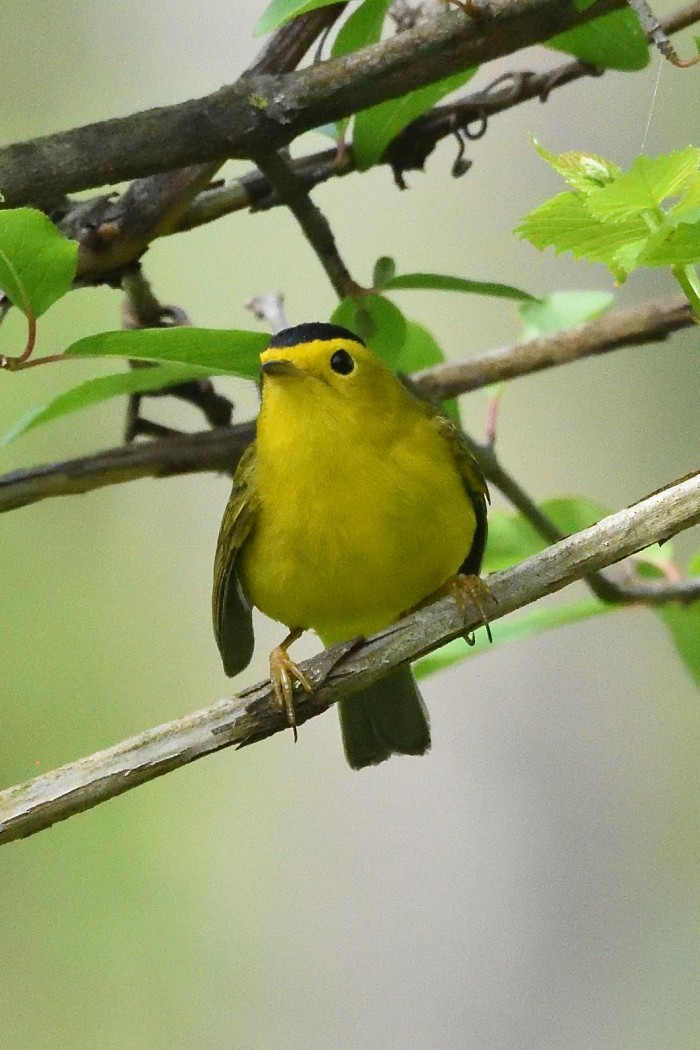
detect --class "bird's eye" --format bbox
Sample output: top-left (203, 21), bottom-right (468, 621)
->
top-left (330, 348), bottom-right (355, 375)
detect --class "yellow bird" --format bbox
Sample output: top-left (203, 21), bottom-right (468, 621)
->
top-left (212, 323), bottom-right (488, 769)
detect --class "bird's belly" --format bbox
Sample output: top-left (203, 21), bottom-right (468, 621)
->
top-left (239, 446), bottom-right (476, 645)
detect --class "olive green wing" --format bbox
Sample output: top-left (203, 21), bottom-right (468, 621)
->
top-left (431, 412), bottom-right (489, 575)
top-left (212, 441), bottom-right (258, 677)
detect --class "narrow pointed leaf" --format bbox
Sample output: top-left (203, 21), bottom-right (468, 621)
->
top-left (64, 327), bottom-right (268, 377)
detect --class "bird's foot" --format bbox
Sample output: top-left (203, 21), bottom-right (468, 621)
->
top-left (269, 632), bottom-right (313, 741)
top-left (448, 574), bottom-right (495, 645)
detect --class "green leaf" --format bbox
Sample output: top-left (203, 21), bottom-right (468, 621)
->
top-left (519, 289), bottom-right (613, 338)
top-left (658, 552), bottom-right (700, 688)
top-left (372, 255), bottom-right (397, 290)
top-left (331, 0), bottom-right (391, 136)
top-left (483, 497), bottom-right (607, 573)
top-left (332, 295), bottom-right (407, 368)
top-left (586, 148), bottom-right (700, 222)
top-left (0, 207), bottom-right (78, 318)
top-left (254, 0), bottom-right (343, 36)
top-left (396, 320), bottom-right (460, 423)
top-left (332, 0), bottom-right (390, 57)
top-left (353, 67), bottom-right (477, 171)
top-left (64, 327), bottom-right (268, 377)
top-left (546, 7), bottom-right (649, 71)
top-left (515, 191), bottom-right (648, 279)
top-left (636, 219), bottom-right (700, 267)
top-left (385, 271), bottom-right (538, 303)
top-left (415, 597), bottom-right (611, 678)
top-left (532, 138), bottom-right (621, 193)
top-left (2, 363), bottom-right (217, 444)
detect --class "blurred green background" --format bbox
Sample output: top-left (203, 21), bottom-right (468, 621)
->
top-left (2, 3), bottom-right (699, 1048)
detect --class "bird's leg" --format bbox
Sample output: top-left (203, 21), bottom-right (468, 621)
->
top-left (448, 574), bottom-right (494, 645)
top-left (269, 628), bottom-right (313, 741)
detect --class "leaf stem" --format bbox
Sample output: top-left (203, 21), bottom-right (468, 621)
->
top-left (672, 264), bottom-right (700, 321)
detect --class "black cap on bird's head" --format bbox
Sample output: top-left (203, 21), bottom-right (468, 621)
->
top-left (267, 323), bottom-right (365, 350)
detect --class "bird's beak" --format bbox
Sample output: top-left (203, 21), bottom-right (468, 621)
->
top-left (260, 358), bottom-right (302, 379)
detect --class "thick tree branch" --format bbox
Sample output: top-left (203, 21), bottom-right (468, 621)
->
top-left (0, 0), bottom-right (627, 207)
top-left (1, 470), bottom-right (698, 845)
top-left (0, 294), bottom-right (694, 515)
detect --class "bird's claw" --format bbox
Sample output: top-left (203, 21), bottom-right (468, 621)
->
top-left (448, 574), bottom-right (494, 645)
top-left (269, 645), bottom-right (313, 742)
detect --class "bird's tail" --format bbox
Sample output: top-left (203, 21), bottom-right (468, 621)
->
top-left (338, 665), bottom-right (431, 770)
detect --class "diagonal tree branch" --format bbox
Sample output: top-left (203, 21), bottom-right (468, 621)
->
top-left (0, 294), bottom-right (694, 515)
top-left (1, 469), bottom-right (698, 846)
top-left (0, 0), bottom-right (627, 206)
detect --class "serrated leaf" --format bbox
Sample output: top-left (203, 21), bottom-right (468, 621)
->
top-left (546, 7), bottom-right (649, 71)
top-left (532, 138), bottom-right (621, 192)
top-left (254, 0), bottom-right (343, 36)
top-left (64, 327), bottom-right (268, 377)
top-left (385, 271), bottom-right (538, 302)
top-left (373, 255), bottom-right (397, 289)
top-left (331, 294), bottom-right (407, 368)
top-left (0, 208), bottom-right (77, 318)
top-left (415, 597), bottom-right (611, 678)
top-left (2, 363), bottom-right (217, 444)
top-left (586, 148), bottom-right (700, 222)
top-left (516, 191), bottom-right (649, 276)
top-left (353, 67), bottom-right (476, 171)
top-left (636, 219), bottom-right (700, 267)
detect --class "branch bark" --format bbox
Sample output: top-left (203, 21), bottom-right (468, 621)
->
top-left (0, 0), bottom-right (626, 206)
top-left (1, 469), bottom-right (698, 846)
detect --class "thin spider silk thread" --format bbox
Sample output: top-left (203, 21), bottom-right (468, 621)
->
top-left (640, 54), bottom-right (664, 153)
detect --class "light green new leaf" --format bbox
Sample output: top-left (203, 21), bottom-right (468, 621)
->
top-left (254, 0), bottom-right (343, 35)
top-left (546, 7), bottom-right (649, 71)
top-left (64, 327), bottom-right (268, 377)
top-left (516, 191), bottom-right (649, 277)
top-left (415, 597), bottom-right (612, 678)
top-left (353, 67), bottom-right (477, 171)
top-left (386, 271), bottom-right (538, 302)
top-left (586, 148), bottom-right (700, 222)
top-left (0, 208), bottom-right (78, 318)
top-left (332, 294), bottom-right (407, 368)
top-left (636, 219), bottom-right (700, 267)
top-left (2, 363), bottom-right (217, 445)
top-left (519, 289), bottom-right (613, 338)
top-left (532, 138), bottom-right (621, 193)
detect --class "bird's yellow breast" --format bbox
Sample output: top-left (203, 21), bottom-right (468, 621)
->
top-left (239, 375), bottom-right (476, 646)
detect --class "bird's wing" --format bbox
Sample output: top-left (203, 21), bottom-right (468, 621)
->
top-left (212, 441), bottom-right (258, 677)
top-left (431, 412), bottom-right (489, 576)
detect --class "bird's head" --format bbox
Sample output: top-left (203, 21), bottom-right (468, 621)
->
top-left (259, 323), bottom-right (403, 418)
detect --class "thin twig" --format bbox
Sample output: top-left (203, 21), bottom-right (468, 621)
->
top-left (251, 149), bottom-right (360, 299)
top-left (1, 468), bottom-right (698, 845)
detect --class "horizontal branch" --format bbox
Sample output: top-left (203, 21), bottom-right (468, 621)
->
top-left (0, 293), bottom-right (693, 516)
top-left (0, 0), bottom-right (624, 206)
top-left (1, 469), bottom-right (698, 845)
top-left (414, 294), bottom-right (696, 397)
